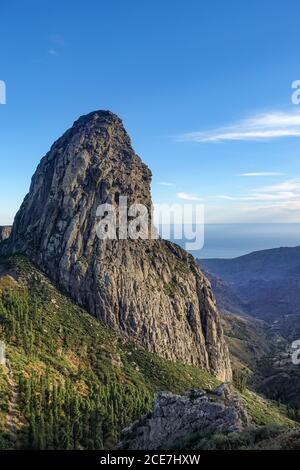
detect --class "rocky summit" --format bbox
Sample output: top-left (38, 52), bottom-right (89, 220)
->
top-left (1, 110), bottom-right (231, 381)
top-left (117, 384), bottom-right (251, 450)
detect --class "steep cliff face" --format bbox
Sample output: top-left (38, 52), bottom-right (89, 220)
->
top-left (2, 110), bottom-right (231, 381)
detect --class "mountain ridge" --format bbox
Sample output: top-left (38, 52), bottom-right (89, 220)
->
top-left (199, 244), bottom-right (300, 327)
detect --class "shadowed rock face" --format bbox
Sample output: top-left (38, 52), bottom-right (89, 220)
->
top-left (2, 110), bottom-right (231, 381)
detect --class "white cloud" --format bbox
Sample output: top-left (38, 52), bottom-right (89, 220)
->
top-left (219, 192), bottom-right (297, 201)
top-left (238, 172), bottom-right (286, 177)
top-left (179, 110), bottom-right (300, 142)
top-left (157, 182), bottom-right (176, 186)
top-left (258, 179), bottom-right (300, 193)
top-left (218, 179), bottom-right (300, 202)
top-left (177, 192), bottom-right (202, 201)
top-left (205, 201), bottom-right (300, 223)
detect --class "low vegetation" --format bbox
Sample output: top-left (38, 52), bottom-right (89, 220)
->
top-left (169, 424), bottom-right (300, 450)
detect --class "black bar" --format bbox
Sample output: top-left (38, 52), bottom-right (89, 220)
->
top-left (0, 450), bottom-right (299, 467)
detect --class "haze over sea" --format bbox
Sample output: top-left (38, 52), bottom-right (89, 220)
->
top-left (162, 224), bottom-right (300, 259)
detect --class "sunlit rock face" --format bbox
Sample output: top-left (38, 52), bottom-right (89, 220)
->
top-left (117, 384), bottom-right (250, 450)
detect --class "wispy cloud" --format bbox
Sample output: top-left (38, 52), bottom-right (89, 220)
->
top-left (157, 181), bottom-right (176, 186)
top-left (177, 192), bottom-right (202, 201)
top-left (179, 110), bottom-right (300, 142)
top-left (237, 172), bottom-right (286, 177)
top-left (218, 178), bottom-right (300, 202)
top-left (205, 200), bottom-right (300, 223)
top-left (259, 179), bottom-right (300, 193)
top-left (219, 192), bottom-right (297, 201)
top-left (48, 48), bottom-right (59, 56)
top-left (48, 34), bottom-right (67, 57)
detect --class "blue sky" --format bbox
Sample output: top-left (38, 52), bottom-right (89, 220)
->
top-left (1, 0), bottom-right (300, 224)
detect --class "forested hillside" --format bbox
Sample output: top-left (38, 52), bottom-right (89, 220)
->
top-left (0, 255), bottom-right (218, 450)
top-left (0, 255), bottom-right (296, 450)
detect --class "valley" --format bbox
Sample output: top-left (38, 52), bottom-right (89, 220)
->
top-left (200, 251), bottom-right (300, 414)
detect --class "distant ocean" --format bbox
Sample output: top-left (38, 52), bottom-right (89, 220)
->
top-left (159, 223), bottom-right (300, 259)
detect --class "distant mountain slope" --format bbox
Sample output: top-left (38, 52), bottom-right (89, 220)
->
top-left (221, 312), bottom-right (271, 372)
top-left (197, 269), bottom-right (271, 373)
top-left (199, 248), bottom-right (300, 412)
top-left (199, 246), bottom-right (300, 328)
top-left (201, 246), bottom-right (300, 282)
top-left (201, 269), bottom-right (247, 315)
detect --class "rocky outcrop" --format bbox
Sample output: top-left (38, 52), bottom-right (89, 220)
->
top-left (117, 383), bottom-right (251, 450)
top-left (0, 226), bottom-right (11, 243)
top-left (1, 110), bottom-right (231, 381)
